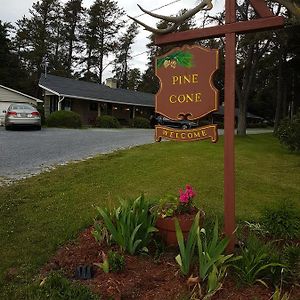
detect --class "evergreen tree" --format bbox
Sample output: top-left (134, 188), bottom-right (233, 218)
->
top-left (48, 1), bottom-right (65, 76)
top-left (127, 68), bottom-right (142, 91)
top-left (62, 0), bottom-right (84, 75)
top-left (82, 0), bottom-right (125, 83)
top-left (113, 22), bottom-right (138, 89)
top-left (0, 21), bottom-right (30, 93)
top-left (14, 0), bottom-right (62, 93)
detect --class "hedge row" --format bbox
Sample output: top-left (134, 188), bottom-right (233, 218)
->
top-left (46, 111), bottom-right (82, 128)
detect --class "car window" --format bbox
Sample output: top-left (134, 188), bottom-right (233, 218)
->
top-left (10, 104), bottom-right (34, 110)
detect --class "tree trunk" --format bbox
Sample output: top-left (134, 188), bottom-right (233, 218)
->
top-left (236, 40), bottom-right (270, 136)
top-left (274, 54), bottom-right (284, 133)
top-left (237, 46), bottom-right (254, 136)
top-left (67, 23), bottom-right (77, 73)
top-left (86, 47), bottom-right (92, 76)
top-left (98, 32), bottom-right (104, 84)
top-left (237, 98), bottom-right (247, 135)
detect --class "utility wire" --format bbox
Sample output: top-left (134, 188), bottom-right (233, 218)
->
top-left (133, 0), bottom-right (182, 18)
top-left (103, 50), bottom-right (148, 71)
top-left (132, 50), bottom-right (148, 58)
top-left (127, 1), bottom-right (182, 59)
top-left (104, 1), bottom-right (182, 73)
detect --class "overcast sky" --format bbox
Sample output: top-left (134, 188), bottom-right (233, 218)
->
top-left (0, 0), bottom-right (224, 80)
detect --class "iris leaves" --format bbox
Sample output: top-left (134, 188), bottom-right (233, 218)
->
top-left (96, 195), bottom-right (157, 255)
top-left (175, 212), bottom-right (200, 275)
top-left (175, 215), bottom-right (240, 298)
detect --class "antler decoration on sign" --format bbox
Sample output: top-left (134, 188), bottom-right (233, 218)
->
top-left (128, 0), bottom-right (213, 34)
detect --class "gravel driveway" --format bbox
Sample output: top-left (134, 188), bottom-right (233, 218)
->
top-left (0, 127), bottom-right (272, 184)
top-left (0, 127), bottom-right (154, 183)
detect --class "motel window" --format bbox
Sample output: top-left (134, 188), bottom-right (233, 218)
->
top-left (62, 100), bottom-right (72, 111)
top-left (50, 97), bottom-right (58, 113)
top-left (89, 102), bottom-right (98, 111)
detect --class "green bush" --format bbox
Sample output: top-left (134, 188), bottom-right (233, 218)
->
top-left (46, 110), bottom-right (82, 128)
top-left (107, 251), bottom-right (125, 273)
top-left (282, 244), bottom-right (300, 282)
top-left (233, 234), bottom-right (283, 286)
top-left (275, 111), bottom-right (300, 152)
top-left (95, 250), bottom-right (125, 273)
top-left (131, 117), bottom-right (150, 128)
top-left (27, 272), bottom-right (100, 299)
top-left (95, 115), bottom-right (120, 128)
top-left (261, 200), bottom-right (300, 240)
top-left (37, 106), bottom-right (45, 125)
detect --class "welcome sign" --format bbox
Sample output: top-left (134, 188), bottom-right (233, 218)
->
top-left (155, 45), bottom-right (219, 142)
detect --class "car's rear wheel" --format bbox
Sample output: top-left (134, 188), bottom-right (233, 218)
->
top-left (36, 125), bottom-right (41, 131)
top-left (5, 125), bottom-right (12, 130)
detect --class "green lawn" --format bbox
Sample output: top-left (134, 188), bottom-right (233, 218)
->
top-left (0, 133), bottom-right (299, 298)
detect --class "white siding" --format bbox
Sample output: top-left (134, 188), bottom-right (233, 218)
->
top-left (0, 86), bottom-right (39, 125)
top-left (0, 86), bottom-right (37, 106)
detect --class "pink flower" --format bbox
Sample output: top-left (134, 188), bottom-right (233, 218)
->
top-left (179, 185), bottom-right (196, 204)
top-left (179, 189), bottom-right (189, 203)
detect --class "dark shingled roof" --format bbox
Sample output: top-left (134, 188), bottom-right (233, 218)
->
top-left (39, 74), bottom-right (154, 107)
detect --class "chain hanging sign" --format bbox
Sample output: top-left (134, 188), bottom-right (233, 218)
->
top-left (155, 44), bottom-right (219, 142)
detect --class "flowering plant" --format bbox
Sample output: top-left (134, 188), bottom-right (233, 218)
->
top-left (177, 184), bottom-right (196, 214)
top-left (154, 184), bottom-right (197, 218)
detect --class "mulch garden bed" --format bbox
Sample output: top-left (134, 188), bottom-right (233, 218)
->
top-left (41, 227), bottom-right (300, 300)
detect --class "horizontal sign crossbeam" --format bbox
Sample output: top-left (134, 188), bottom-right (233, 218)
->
top-left (155, 16), bottom-right (284, 45)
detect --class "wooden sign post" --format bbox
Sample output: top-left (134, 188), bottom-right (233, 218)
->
top-left (154, 0), bottom-right (284, 252)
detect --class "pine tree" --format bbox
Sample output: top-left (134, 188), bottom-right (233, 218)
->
top-left (62, 0), bottom-right (84, 75)
top-left (82, 0), bottom-right (125, 83)
top-left (113, 22), bottom-right (138, 89)
top-left (14, 0), bottom-right (62, 91)
top-left (127, 68), bottom-right (142, 91)
top-left (0, 21), bottom-right (30, 93)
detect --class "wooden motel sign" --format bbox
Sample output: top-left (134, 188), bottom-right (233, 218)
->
top-left (151, 0), bottom-right (285, 252)
top-left (155, 44), bottom-right (219, 142)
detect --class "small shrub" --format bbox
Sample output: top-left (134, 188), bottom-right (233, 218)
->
top-left (282, 244), bottom-right (300, 282)
top-left (261, 200), bottom-right (300, 240)
top-left (233, 234), bottom-right (284, 286)
top-left (46, 110), bottom-right (82, 128)
top-left (131, 117), bottom-right (150, 128)
top-left (275, 111), bottom-right (300, 152)
top-left (37, 106), bottom-right (45, 125)
top-left (107, 251), bottom-right (125, 273)
top-left (95, 115), bottom-right (120, 128)
top-left (95, 251), bottom-right (125, 273)
top-left (27, 272), bottom-right (99, 299)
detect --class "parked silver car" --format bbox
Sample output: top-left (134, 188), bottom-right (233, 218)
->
top-left (4, 103), bottom-right (41, 130)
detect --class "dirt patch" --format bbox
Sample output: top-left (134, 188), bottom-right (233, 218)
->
top-left (42, 227), bottom-right (300, 300)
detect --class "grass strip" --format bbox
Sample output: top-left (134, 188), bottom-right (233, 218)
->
top-left (0, 134), bottom-right (299, 298)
